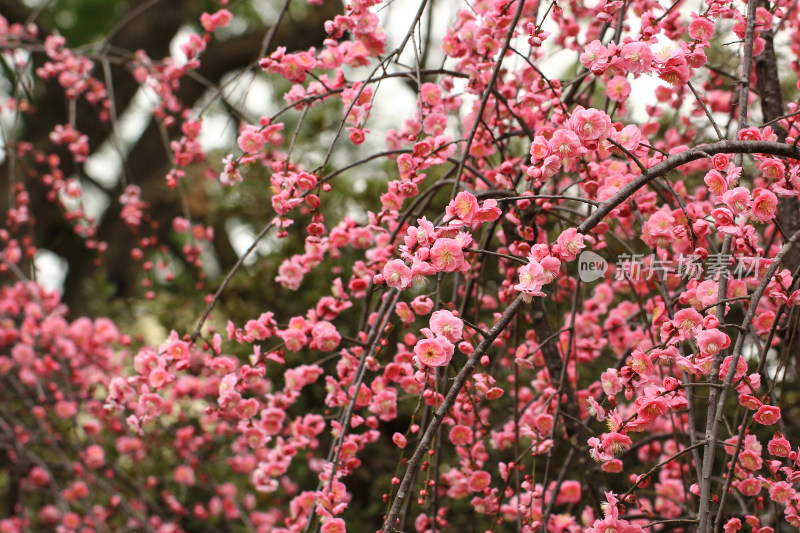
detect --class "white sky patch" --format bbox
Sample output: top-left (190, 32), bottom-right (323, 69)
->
top-left (0, 51), bottom-right (33, 166)
top-left (34, 249), bottom-right (68, 293)
top-left (743, 340), bottom-right (785, 382)
top-left (220, 70), bottom-right (276, 121)
top-left (352, 177), bottom-right (368, 194)
top-left (81, 180), bottom-right (112, 224)
top-left (194, 71), bottom-right (277, 155)
top-left (198, 113), bottom-right (237, 153)
top-left (199, 242), bottom-right (222, 278)
top-left (236, 75), bottom-right (276, 118)
top-left (225, 218), bottom-right (280, 265)
top-left (628, 74), bottom-right (667, 126)
top-left (252, 0), bottom-right (281, 26)
top-left (119, 86), bottom-right (158, 140)
top-left (85, 84), bottom-right (157, 188)
top-left (340, 74), bottom-right (417, 164)
top-left (84, 149), bottom-right (122, 189)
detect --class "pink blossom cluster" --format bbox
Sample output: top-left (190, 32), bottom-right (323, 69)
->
top-left (10, 0), bottom-right (800, 530)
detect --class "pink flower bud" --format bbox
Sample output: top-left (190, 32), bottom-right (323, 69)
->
top-left (663, 376), bottom-right (680, 391)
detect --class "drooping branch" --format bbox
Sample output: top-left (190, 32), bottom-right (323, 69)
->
top-left (530, 296), bottom-right (605, 512)
top-left (700, 229), bottom-right (800, 531)
top-left (578, 140), bottom-right (800, 235)
top-left (381, 294), bottom-right (525, 533)
top-left (754, 0), bottom-right (800, 390)
top-left (699, 0), bottom-right (760, 525)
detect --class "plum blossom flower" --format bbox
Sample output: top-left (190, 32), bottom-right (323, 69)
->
top-left (529, 135), bottom-right (550, 160)
top-left (395, 302), bottom-right (415, 325)
top-left (601, 431), bottom-right (632, 456)
top-left (468, 470), bottom-right (491, 492)
top-left (276, 258), bottom-right (304, 290)
top-left (580, 40), bottom-right (609, 72)
top-left (712, 154), bottom-right (729, 170)
top-left (369, 388), bottom-right (398, 421)
top-left (704, 170), bottom-right (727, 197)
top-left (454, 231), bottom-right (473, 249)
top-left (413, 336), bottom-right (455, 367)
top-left (601, 369), bottom-right (623, 395)
top-left (82, 445), bottom-right (105, 469)
top-left (278, 328), bottom-right (307, 352)
top-left (769, 481), bottom-right (796, 503)
top-left (548, 129), bottom-right (586, 160)
top-left (311, 321), bottom-right (341, 352)
top-left (719, 354), bottom-right (747, 382)
top-left (514, 258), bottom-right (546, 297)
top-left (555, 481), bottom-right (581, 505)
top-left (751, 189), bottom-right (778, 223)
top-left (238, 125), bottom-right (264, 154)
top-left (539, 154), bottom-right (562, 180)
top-left (174, 465), bottom-right (197, 486)
top-left (554, 228), bottom-right (585, 262)
top-left (753, 405), bottom-right (781, 425)
top-left (642, 207), bottom-right (675, 248)
top-left (449, 425), bottom-right (473, 445)
top-left (768, 433), bottom-right (791, 457)
top-left (656, 48), bottom-right (690, 85)
top-left (712, 207), bottom-right (740, 234)
top-left (540, 255), bottom-right (561, 282)
top-left (411, 259), bottom-right (436, 285)
top-left (587, 396), bottom-right (607, 420)
top-left (759, 158), bottom-right (785, 180)
top-left (420, 82), bottom-right (442, 106)
top-left (405, 217), bottom-right (436, 249)
top-left (411, 295), bottom-right (434, 315)
top-left (219, 155), bottom-right (242, 186)
top-left (722, 187), bottom-right (751, 216)
top-left (445, 192), bottom-right (478, 224)
top-left (429, 310), bottom-right (464, 343)
top-left (737, 477), bottom-right (762, 496)
top-left (392, 433), bottom-right (407, 448)
top-left (696, 328), bottom-right (730, 356)
top-left (633, 395), bottom-right (669, 423)
top-left (673, 308), bottom-right (703, 340)
top-left (651, 345), bottom-right (679, 367)
top-left (738, 127), bottom-right (762, 141)
top-left (320, 518), bottom-right (346, 533)
top-left (611, 124), bottom-right (642, 151)
top-left (200, 9), bottom-right (233, 33)
top-left (689, 14), bottom-right (715, 42)
top-left (723, 518), bottom-right (742, 533)
top-left (620, 41), bottom-right (653, 74)
top-left (629, 349), bottom-right (655, 377)
top-left (567, 106), bottom-right (612, 147)
top-left (606, 76), bottom-right (631, 102)
top-left (475, 199), bottom-right (501, 222)
top-left (383, 259), bottom-right (412, 290)
top-left (429, 238), bottom-right (466, 272)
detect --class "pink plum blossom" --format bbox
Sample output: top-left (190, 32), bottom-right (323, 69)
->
top-left (429, 238), bottom-right (466, 272)
top-left (383, 259), bottom-right (412, 289)
top-left (429, 310), bottom-right (464, 343)
top-left (413, 336), bottom-right (455, 368)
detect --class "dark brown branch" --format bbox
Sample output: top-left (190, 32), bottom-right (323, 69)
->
top-left (381, 294), bottom-right (525, 533)
top-left (577, 140), bottom-right (800, 235)
top-left (529, 297), bottom-right (605, 510)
